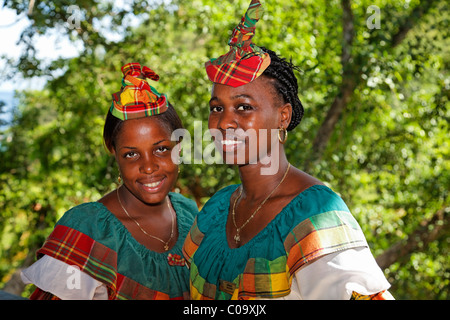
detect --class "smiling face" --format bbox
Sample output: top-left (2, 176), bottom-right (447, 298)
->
top-left (208, 75), bottom-right (292, 165)
top-left (113, 116), bottom-right (179, 205)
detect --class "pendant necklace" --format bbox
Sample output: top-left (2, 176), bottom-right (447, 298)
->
top-left (232, 163), bottom-right (291, 244)
top-left (117, 188), bottom-right (175, 251)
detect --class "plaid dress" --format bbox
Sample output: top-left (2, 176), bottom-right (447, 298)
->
top-left (30, 192), bottom-right (197, 300)
top-left (183, 184), bottom-right (385, 300)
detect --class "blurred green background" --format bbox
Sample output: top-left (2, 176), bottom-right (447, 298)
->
top-left (0, 0), bottom-right (448, 299)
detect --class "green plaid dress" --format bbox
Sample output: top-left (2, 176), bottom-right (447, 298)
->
top-left (31, 192), bottom-right (197, 300)
top-left (183, 185), bottom-right (373, 300)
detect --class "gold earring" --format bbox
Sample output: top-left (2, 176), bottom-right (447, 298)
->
top-left (118, 174), bottom-right (122, 184)
top-left (278, 127), bottom-right (288, 144)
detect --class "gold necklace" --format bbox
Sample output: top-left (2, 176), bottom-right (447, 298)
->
top-left (116, 188), bottom-right (175, 251)
top-left (232, 163), bottom-right (291, 244)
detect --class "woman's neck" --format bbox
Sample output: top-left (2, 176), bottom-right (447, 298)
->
top-left (117, 185), bottom-right (169, 220)
top-left (237, 151), bottom-right (289, 201)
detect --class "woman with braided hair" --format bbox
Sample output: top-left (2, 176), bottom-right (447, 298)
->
top-left (182, 0), bottom-right (393, 300)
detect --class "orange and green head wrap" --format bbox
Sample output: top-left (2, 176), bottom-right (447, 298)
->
top-left (205, 0), bottom-right (270, 87)
top-left (110, 62), bottom-right (168, 120)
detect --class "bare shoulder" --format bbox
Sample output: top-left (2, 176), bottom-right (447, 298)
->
top-left (97, 189), bottom-right (119, 212)
top-left (284, 165), bottom-right (324, 196)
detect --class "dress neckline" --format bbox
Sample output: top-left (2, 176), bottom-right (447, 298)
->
top-left (93, 192), bottom-right (185, 257)
top-left (221, 184), bottom-right (327, 251)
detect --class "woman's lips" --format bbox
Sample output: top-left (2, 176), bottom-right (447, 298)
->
top-left (138, 178), bottom-right (165, 193)
top-left (220, 139), bottom-right (244, 152)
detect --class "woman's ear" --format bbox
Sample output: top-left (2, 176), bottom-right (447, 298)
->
top-left (279, 102), bottom-right (292, 129)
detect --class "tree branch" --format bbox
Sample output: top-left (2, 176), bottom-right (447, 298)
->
top-left (391, 0), bottom-right (437, 48)
top-left (306, 0), bottom-right (356, 170)
top-left (27, 0), bottom-right (35, 16)
top-left (306, 0), bottom-right (437, 168)
top-left (376, 205), bottom-right (450, 270)
top-left (340, 0), bottom-right (354, 66)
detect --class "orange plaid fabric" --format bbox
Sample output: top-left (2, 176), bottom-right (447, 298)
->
top-left (110, 62), bottom-right (168, 120)
top-left (205, 0), bottom-right (270, 87)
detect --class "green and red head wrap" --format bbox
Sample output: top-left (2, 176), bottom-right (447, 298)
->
top-left (110, 62), bottom-right (168, 120)
top-left (205, 0), bottom-right (270, 87)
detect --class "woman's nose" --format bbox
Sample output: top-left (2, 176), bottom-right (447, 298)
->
top-left (217, 109), bottom-right (238, 131)
top-left (139, 155), bottom-right (158, 174)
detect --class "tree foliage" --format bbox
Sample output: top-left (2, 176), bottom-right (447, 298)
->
top-left (0, 0), bottom-right (448, 299)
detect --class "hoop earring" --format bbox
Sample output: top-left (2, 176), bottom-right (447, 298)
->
top-left (278, 127), bottom-right (288, 144)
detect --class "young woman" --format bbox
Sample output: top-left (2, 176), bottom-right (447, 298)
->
top-left (21, 63), bottom-right (198, 300)
top-left (183, 0), bottom-right (393, 300)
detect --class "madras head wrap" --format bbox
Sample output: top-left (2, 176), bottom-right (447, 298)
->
top-left (110, 62), bottom-right (168, 120)
top-left (205, 0), bottom-right (271, 87)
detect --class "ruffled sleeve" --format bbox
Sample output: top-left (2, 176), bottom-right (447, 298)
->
top-left (283, 197), bottom-right (369, 277)
top-left (273, 247), bottom-right (393, 300)
top-left (21, 255), bottom-right (108, 300)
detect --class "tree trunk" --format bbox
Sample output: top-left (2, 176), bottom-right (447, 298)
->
top-left (306, 0), bottom-right (356, 170)
top-left (307, 77), bottom-right (356, 168)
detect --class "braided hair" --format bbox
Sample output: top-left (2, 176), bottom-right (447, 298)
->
top-left (260, 47), bottom-right (304, 131)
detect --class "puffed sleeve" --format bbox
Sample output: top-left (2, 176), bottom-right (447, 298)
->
top-left (21, 255), bottom-right (108, 300)
top-left (277, 247), bottom-right (393, 300)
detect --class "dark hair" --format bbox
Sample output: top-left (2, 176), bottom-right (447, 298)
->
top-left (260, 47), bottom-right (304, 131)
top-left (103, 102), bottom-right (184, 153)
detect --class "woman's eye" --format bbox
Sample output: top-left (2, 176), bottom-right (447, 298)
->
top-left (236, 104), bottom-right (252, 111)
top-left (210, 106), bottom-right (223, 113)
top-left (124, 152), bottom-right (138, 159)
top-left (155, 146), bottom-right (170, 154)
